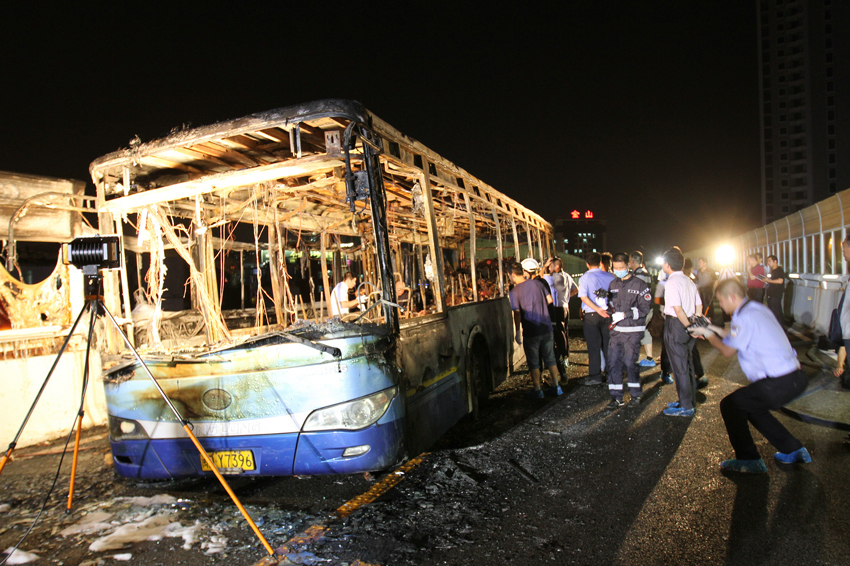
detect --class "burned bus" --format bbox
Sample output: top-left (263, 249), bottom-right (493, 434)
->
top-left (89, 99), bottom-right (553, 478)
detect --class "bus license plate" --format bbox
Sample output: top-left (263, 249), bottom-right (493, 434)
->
top-left (200, 450), bottom-right (256, 472)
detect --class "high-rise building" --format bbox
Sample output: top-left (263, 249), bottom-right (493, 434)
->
top-left (553, 210), bottom-right (607, 258)
top-left (758, 0), bottom-right (850, 224)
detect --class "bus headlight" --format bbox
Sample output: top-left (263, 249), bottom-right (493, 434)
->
top-left (303, 386), bottom-right (397, 432)
top-left (108, 415), bottom-right (150, 441)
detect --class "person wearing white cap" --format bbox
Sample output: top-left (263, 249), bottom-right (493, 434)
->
top-left (510, 260), bottom-right (563, 397)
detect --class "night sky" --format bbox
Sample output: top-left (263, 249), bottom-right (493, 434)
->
top-left (0, 2), bottom-right (760, 257)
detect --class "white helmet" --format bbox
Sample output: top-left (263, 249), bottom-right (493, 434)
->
top-left (521, 258), bottom-right (540, 272)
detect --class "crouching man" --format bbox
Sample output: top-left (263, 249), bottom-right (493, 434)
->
top-left (605, 253), bottom-right (652, 408)
top-left (689, 279), bottom-right (811, 473)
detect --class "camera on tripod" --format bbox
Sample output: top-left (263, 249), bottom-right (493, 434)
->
top-left (63, 235), bottom-right (121, 272)
top-left (63, 235), bottom-right (122, 298)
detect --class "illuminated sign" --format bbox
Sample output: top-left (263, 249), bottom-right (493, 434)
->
top-left (569, 210), bottom-right (594, 220)
top-left (585, 210), bottom-right (594, 219)
top-left (570, 210), bottom-right (581, 219)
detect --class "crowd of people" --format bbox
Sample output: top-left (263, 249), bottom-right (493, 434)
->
top-left (326, 242), bottom-right (814, 475)
top-left (509, 246), bottom-right (812, 474)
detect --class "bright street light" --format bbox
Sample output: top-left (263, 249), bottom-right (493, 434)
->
top-left (655, 256), bottom-right (664, 266)
top-left (716, 245), bottom-right (735, 266)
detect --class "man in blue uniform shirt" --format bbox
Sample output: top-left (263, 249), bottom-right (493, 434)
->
top-left (690, 279), bottom-right (811, 473)
top-left (578, 252), bottom-right (616, 385)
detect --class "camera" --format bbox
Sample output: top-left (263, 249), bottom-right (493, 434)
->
top-left (594, 288), bottom-right (610, 299)
top-left (687, 315), bottom-right (711, 331)
top-left (64, 236), bottom-right (121, 273)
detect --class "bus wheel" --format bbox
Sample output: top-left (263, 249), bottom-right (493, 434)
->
top-left (467, 339), bottom-right (491, 421)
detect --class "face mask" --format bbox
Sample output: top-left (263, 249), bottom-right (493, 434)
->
top-left (614, 269), bottom-right (629, 279)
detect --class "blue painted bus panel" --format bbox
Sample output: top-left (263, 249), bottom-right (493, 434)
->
top-left (111, 433), bottom-right (299, 479)
top-left (405, 370), bottom-right (466, 455)
top-left (293, 395), bottom-right (405, 475)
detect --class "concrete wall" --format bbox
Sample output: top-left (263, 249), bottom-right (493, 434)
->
top-left (0, 347), bottom-right (106, 449)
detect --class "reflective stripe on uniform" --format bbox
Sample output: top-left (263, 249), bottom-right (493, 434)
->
top-left (627, 382), bottom-right (641, 388)
top-left (614, 326), bottom-right (646, 333)
top-left (608, 383), bottom-right (623, 390)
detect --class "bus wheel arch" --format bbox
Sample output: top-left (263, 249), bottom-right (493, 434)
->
top-left (465, 326), bottom-right (492, 420)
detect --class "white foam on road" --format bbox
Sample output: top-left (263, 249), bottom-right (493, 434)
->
top-left (122, 495), bottom-right (176, 507)
top-left (60, 494), bottom-right (207, 556)
top-left (2, 547), bottom-right (39, 564)
top-left (59, 511), bottom-right (115, 536)
top-left (201, 535), bottom-right (228, 555)
top-left (88, 514), bottom-right (201, 552)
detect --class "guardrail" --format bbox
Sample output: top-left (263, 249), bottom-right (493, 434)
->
top-left (783, 273), bottom-right (848, 334)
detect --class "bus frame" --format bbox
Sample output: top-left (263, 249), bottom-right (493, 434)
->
top-left (89, 99), bottom-right (553, 478)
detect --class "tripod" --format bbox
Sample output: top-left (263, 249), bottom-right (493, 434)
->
top-left (0, 268), bottom-right (274, 556)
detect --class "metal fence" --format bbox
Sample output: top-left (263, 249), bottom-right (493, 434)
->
top-left (687, 187), bottom-right (850, 276)
top-left (686, 187), bottom-right (850, 334)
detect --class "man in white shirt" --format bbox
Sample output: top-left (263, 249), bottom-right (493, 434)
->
top-left (330, 272), bottom-right (363, 317)
top-left (661, 247), bottom-right (702, 417)
top-left (654, 270), bottom-right (673, 383)
top-left (544, 257), bottom-right (577, 374)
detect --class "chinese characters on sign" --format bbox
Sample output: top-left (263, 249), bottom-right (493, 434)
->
top-left (570, 210), bottom-right (594, 219)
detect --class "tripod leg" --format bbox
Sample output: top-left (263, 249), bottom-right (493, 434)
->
top-left (0, 448), bottom-right (13, 475)
top-left (66, 303), bottom-right (97, 513)
top-left (0, 300), bottom-right (93, 478)
top-left (97, 301), bottom-right (275, 556)
top-left (66, 414), bottom-right (84, 513)
top-left (184, 426), bottom-right (274, 555)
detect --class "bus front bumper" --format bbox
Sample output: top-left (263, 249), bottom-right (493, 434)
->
top-left (109, 398), bottom-right (405, 479)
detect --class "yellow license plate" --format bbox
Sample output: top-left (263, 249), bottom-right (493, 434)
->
top-left (200, 450), bottom-right (256, 472)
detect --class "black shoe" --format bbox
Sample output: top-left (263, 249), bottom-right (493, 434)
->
top-left (582, 375), bottom-right (605, 386)
top-left (696, 376), bottom-right (709, 389)
top-left (606, 398), bottom-right (625, 410)
top-left (627, 396), bottom-right (641, 408)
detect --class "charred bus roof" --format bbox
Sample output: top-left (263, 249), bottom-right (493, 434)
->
top-left (89, 98), bottom-right (551, 237)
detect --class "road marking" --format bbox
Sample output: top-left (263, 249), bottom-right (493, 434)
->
top-left (335, 453), bottom-right (428, 517)
top-left (251, 453), bottom-right (429, 565)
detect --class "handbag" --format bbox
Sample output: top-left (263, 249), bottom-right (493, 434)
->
top-left (648, 306), bottom-right (664, 338)
top-left (828, 289), bottom-right (846, 345)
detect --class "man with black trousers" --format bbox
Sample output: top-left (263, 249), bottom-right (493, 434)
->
top-left (764, 254), bottom-right (787, 328)
top-left (604, 253), bottom-right (652, 408)
top-left (578, 252), bottom-right (616, 386)
top-left (689, 279), bottom-right (810, 473)
top-left (661, 247), bottom-right (702, 417)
